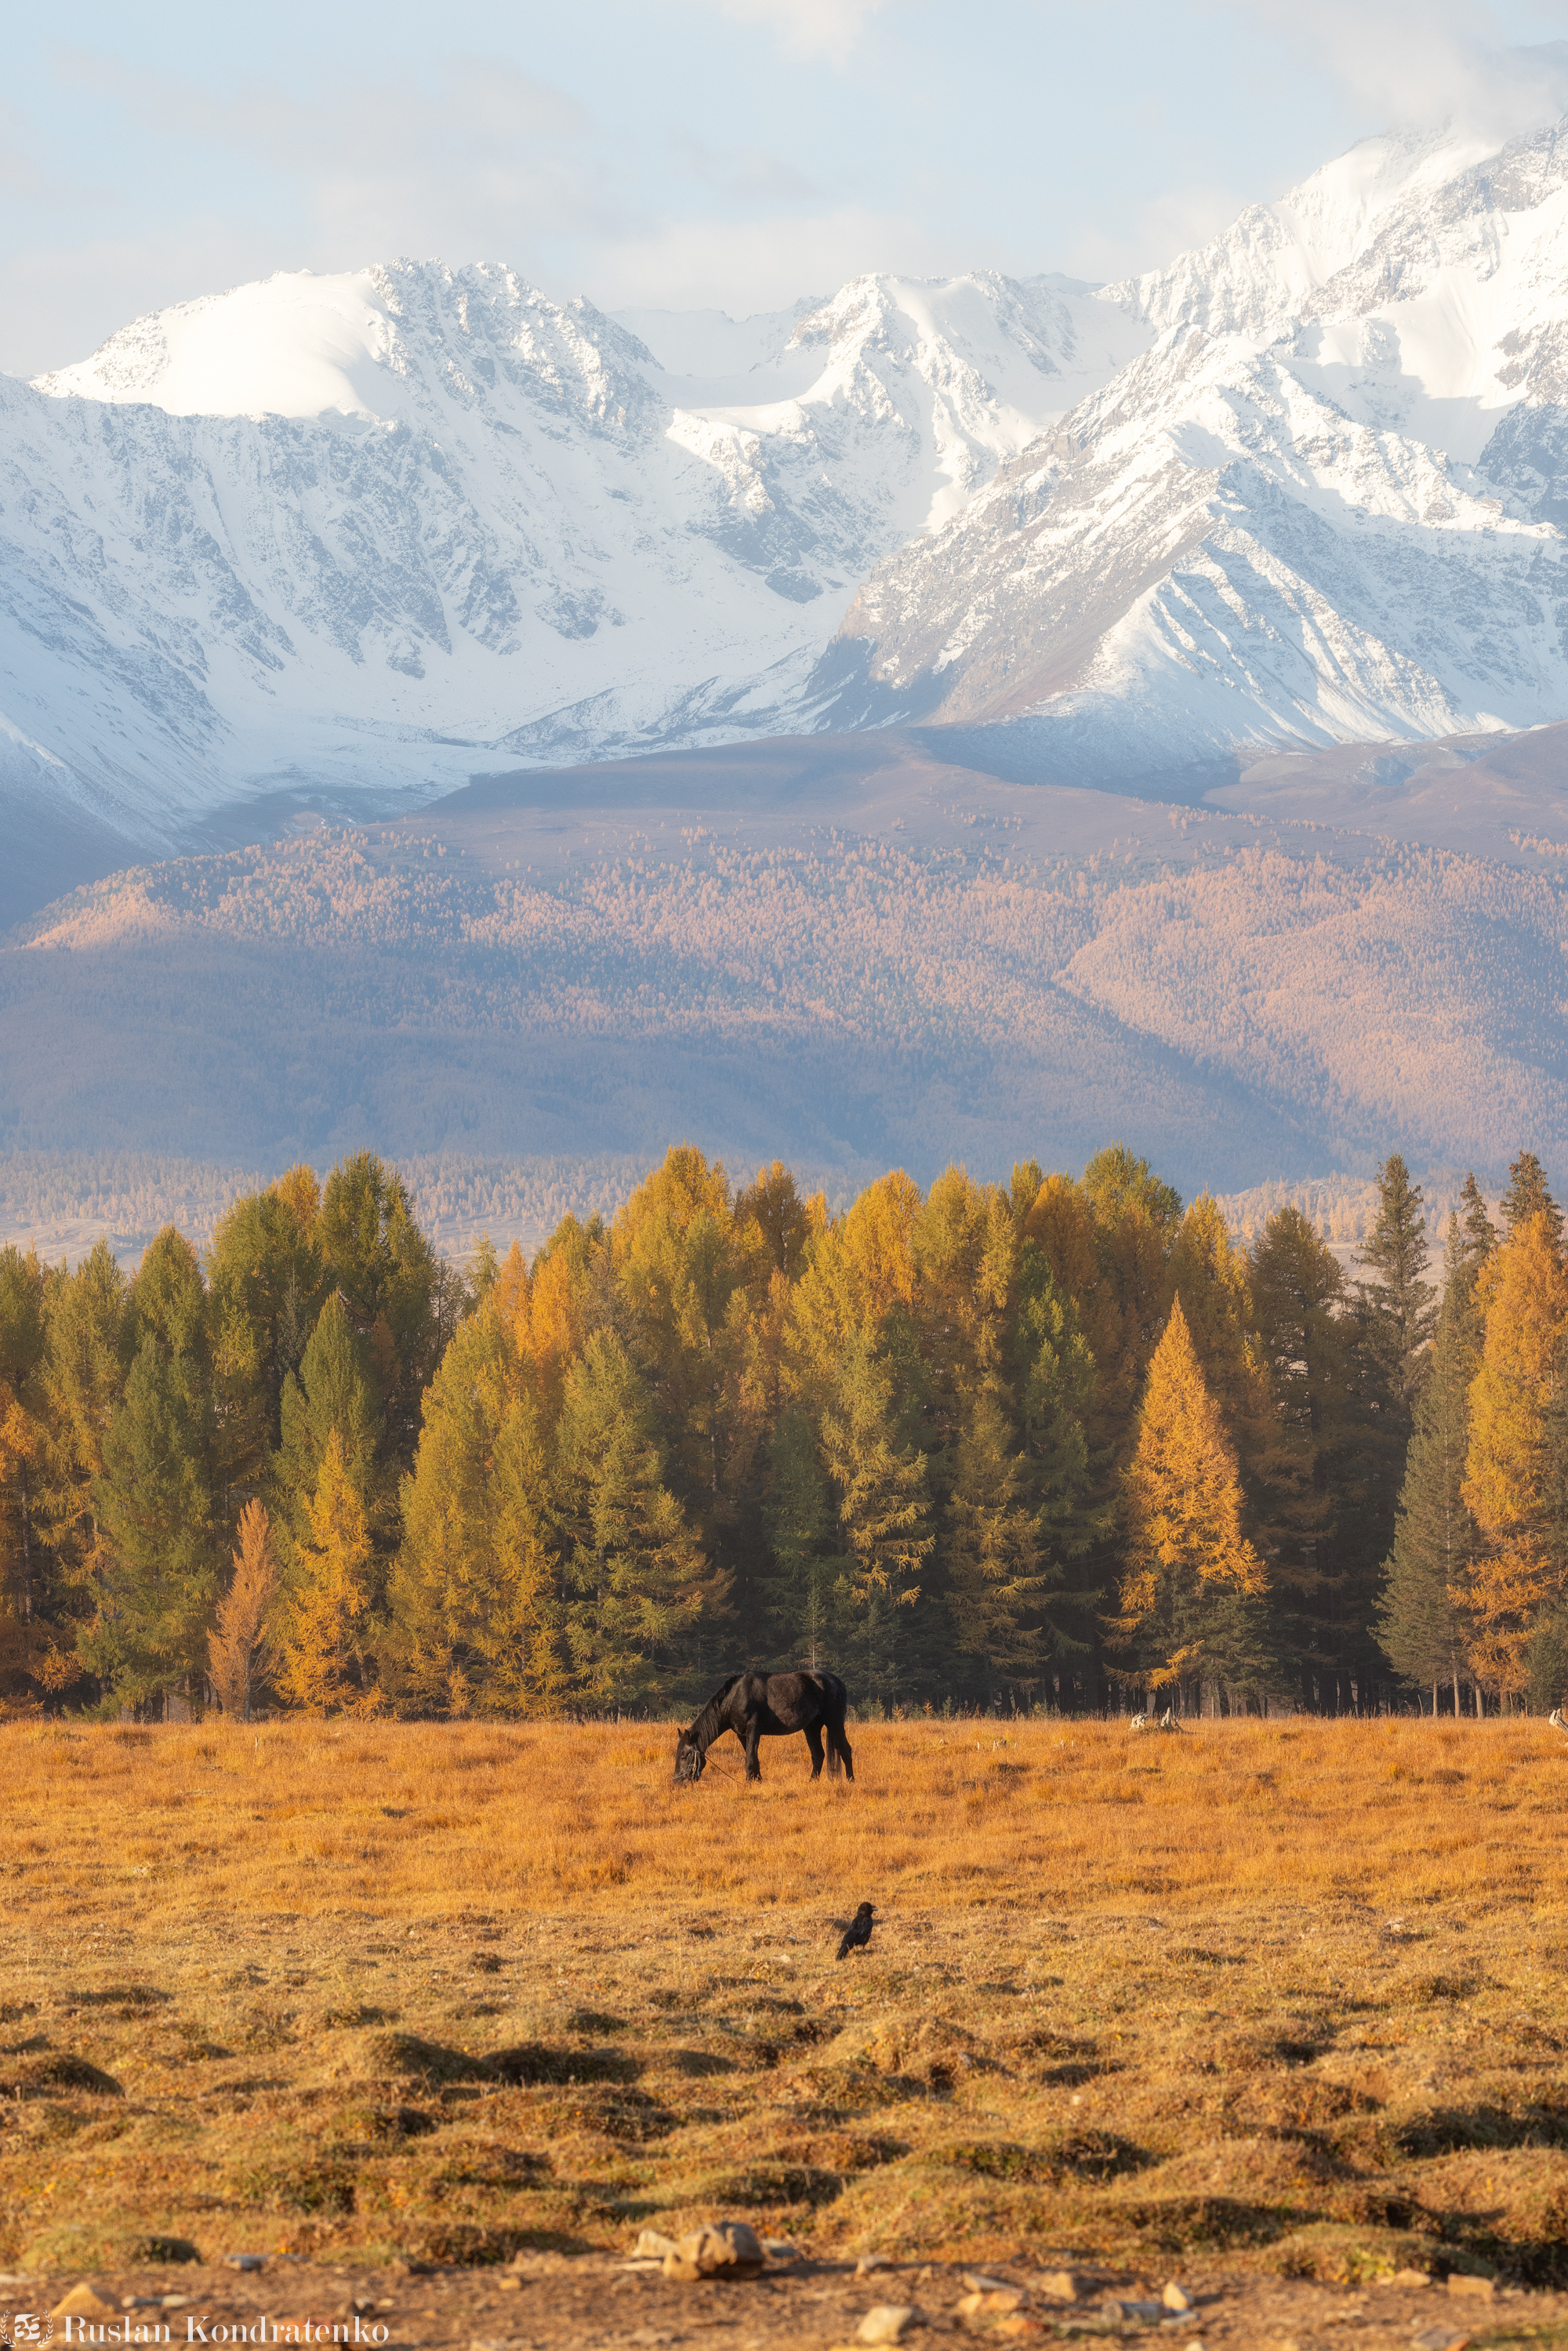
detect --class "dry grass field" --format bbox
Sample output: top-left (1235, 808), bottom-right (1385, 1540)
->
top-left (4, 1713), bottom-right (1568, 2298)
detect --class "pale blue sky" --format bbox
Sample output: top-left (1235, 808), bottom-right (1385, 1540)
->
top-left (5, 0), bottom-right (1568, 378)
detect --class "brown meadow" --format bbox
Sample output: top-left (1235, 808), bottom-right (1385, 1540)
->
top-left (4, 1714), bottom-right (1568, 2286)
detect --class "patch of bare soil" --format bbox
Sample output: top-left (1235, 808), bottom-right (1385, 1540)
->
top-left (5, 2254), bottom-right (1565, 2351)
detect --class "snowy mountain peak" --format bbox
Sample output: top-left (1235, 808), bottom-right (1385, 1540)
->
top-left (1115, 122), bottom-right (1502, 342)
top-left (816, 111), bottom-right (1568, 767)
top-left (33, 260), bottom-right (659, 435)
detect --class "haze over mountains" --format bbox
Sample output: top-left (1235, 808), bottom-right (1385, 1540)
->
top-left (9, 108), bottom-right (1568, 1214)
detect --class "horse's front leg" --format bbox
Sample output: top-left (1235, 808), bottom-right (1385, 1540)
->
top-left (743, 1720), bottom-right (764, 1780)
top-left (804, 1723), bottom-right (825, 1779)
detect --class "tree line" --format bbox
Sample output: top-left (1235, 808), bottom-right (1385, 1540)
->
top-left (0, 1141), bottom-right (1561, 1722)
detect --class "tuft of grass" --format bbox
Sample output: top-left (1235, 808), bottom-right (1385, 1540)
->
top-left (359, 2033), bottom-right (493, 2084)
top-left (2, 2053), bottom-right (122, 2097)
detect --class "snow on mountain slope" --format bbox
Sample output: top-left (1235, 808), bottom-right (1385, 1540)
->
top-left (1114, 123), bottom-right (1504, 348)
top-left (816, 114), bottom-right (1568, 769)
top-left (5, 262), bottom-right (1126, 852)
top-left (18, 108), bottom-right (1568, 876)
top-left (36, 268), bottom-right (414, 422)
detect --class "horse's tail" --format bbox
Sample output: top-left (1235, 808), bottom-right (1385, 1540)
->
top-left (825, 1681), bottom-right (847, 1776)
top-left (828, 1682), bottom-right (854, 1782)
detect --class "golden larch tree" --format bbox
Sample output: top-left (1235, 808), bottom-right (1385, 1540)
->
top-left (208, 1497), bottom-right (280, 1720)
top-left (1116, 1293), bottom-right (1267, 1693)
top-left (1461, 1209), bottom-right (1568, 1699)
top-left (276, 1428), bottom-right (379, 1714)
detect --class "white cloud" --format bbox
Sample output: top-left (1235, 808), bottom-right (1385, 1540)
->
top-left (579, 200), bottom-right (943, 316)
top-left (53, 50), bottom-right (625, 259)
top-left (706, 0), bottom-right (897, 66)
top-left (1, 48), bottom-right (936, 373)
top-left (1218, 0), bottom-right (1568, 143)
top-left (1065, 180), bottom-right (1256, 285)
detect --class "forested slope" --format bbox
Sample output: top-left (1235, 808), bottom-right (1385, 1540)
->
top-left (7, 766), bottom-right (1568, 1191)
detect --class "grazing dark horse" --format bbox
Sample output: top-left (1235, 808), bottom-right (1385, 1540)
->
top-left (673, 1669), bottom-right (854, 1785)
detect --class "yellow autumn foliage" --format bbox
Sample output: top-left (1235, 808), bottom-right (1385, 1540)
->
top-left (1460, 1210), bottom-right (1568, 1694)
top-left (1117, 1294), bottom-right (1265, 1684)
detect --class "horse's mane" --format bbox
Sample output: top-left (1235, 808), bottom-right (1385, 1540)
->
top-left (684, 1674), bottom-right (743, 1748)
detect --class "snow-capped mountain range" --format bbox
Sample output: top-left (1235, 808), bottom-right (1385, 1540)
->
top-left (2, 263), bottom-right (1142, 863)
top-left (827, 121), bottom-right (1568, 771)
top-left (9, 111), bottom-right (1568, 868)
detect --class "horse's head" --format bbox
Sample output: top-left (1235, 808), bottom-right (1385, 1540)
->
top-left (673, 1729), bottom-right (706, 1785)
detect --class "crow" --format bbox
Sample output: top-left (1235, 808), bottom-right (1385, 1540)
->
top-left (837, 1901), bottom-right (875, 1961)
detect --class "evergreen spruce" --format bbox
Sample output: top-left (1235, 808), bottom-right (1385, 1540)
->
top-left (387, 1301), bottom-right (572, 1716)
top-left (1249, 1206), bottom-right (1358, 1707)
top-left (1500, 1151), bottom-right (1563, 1249)
top-left (1459, 1174), bottom-right (1496, 1275)
top-left (1377, 1217), bottom-right (1476, 1712)
top-left (87, 1230), bottom-right (220, 1714)
top-left (760, 1402), bottom-right (843, 1671)
top-left (1351, 1156), bottom-right (1439, 1682)
top-left (555, 1330), bottom-right (721, 1710)
top-left (943, 1388), bottom-right (1061, 1700)
top-left (271, 1294), bottom-right (384, 1555)
top-left (1356, 1154), bottom-right (1436, 1420)
top-left (275, 1428), bottom-right (378, 1714)
top-left (818, 1330), bottom-right (933, 1706)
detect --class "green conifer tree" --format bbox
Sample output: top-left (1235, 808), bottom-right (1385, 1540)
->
top-left (207, 1178), bottom-right (328, 1511)
top-left (88, 1230), bottom-right (220, 1714)
top-left (1356, 1154), bottom-right (1436, 1418)
top-left (317, 1152), bottom-right (444, 1465)
top-left (1377, 1216), bottom-right (1479, 1712)
top-left (760, 1402), bottom-right (844, 1671)
top-left (1351, 1156), bottom-right (1439, 1660)
top-left (943, 1388), bottom-right (1062, 1700)
top-left (35, 1241), bottom-right (129, 1656)
top-left (271, 1294), bottom-right (384, 1557)
top-left (555, 1330), bottom-right (721, 1710)
top-left (1249, 1206), bottom-right (1361, 1709)
top-left (1459, 1174), bottom-right (1496, 1272)
top-left (818, 1328), bottom-right (934, 1707)
top-left (1500, 1151), bottom-right (1563, 1250)
top-left (387, 1303), bottom-right (573, 1715)
top-left (275, 1428), bottom-right (379, 1714)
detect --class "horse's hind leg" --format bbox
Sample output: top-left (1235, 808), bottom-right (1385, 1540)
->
top-left (831, 1717), bottom-right (855, 1782)
top-left (804, 1723), bottom-right (825, 1780)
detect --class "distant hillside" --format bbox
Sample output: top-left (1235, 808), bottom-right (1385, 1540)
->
top-left (5, 728), bottom-right (1566, 1200)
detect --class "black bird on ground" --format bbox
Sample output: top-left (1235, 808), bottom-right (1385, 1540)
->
top-left (837, 1901), bottom-right (876, 1961)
